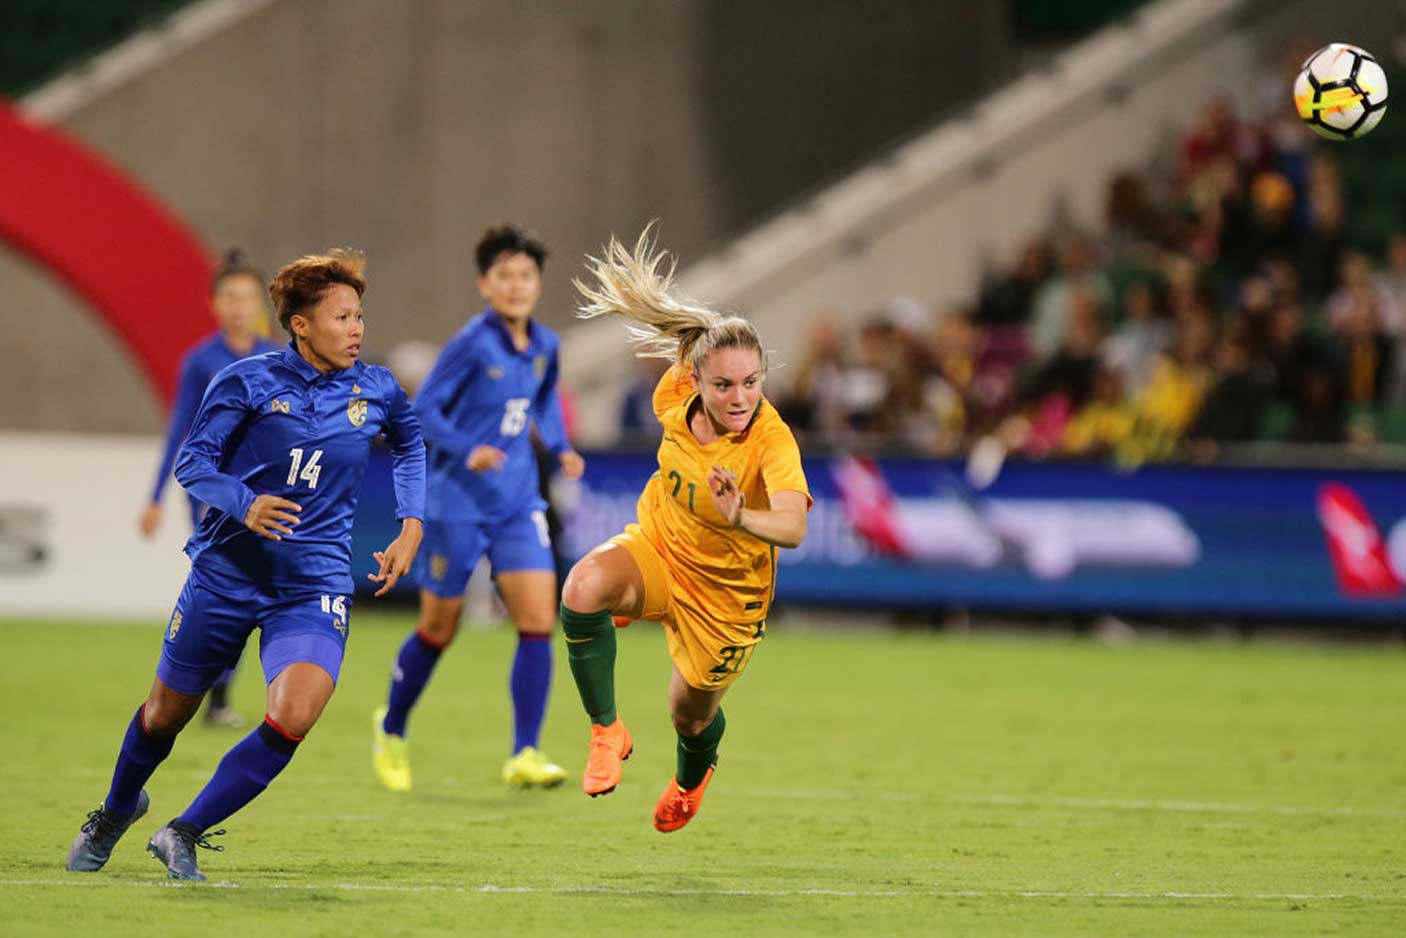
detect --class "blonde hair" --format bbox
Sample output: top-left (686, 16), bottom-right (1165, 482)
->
top-left (575, 227), bottom-right (764, 375)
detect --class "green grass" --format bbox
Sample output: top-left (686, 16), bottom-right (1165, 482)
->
top-left (2, 614), bottom-right (1404, 936)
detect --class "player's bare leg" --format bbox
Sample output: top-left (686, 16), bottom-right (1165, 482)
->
top-left (654, 667), bottom-right (726, 833)
top-left (560, 543), bottom-right (646, 795)
top-left (497, 570), bottom-right (568, 787)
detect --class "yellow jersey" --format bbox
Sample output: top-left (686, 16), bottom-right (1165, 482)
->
top-left (635, 365), bottom-right (811, 624)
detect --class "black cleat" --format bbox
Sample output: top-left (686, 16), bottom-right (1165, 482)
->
top-left (146, 821), bottom-right (224, 881)
top-left (66, 790), bottom-right (151, 872)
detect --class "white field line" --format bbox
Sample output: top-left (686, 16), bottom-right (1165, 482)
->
top-left (0, 878), bottom-right (1390, 902)
top-left (37, 771), bottom-right (1406, 820)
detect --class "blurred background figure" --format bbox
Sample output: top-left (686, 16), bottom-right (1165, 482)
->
top-left (138, 249), bottom-right (277, 729)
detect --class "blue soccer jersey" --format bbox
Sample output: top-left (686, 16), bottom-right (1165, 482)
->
top-left (151, 331), bottom-right (280, 507)
top-left (174, 343), bottom-right (426, 595)
top-left (414, 308), bottom-right (568, 524)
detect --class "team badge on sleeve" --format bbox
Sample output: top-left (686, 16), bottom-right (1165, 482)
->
top-left (533, 355), bottom-right (547, 380)
top-left (347, 398), bottom-right (368, 427)
top-left (167, 610), bottom-right (183, 640)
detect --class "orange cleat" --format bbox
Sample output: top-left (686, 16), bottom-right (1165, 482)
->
top-left (612, 616), bottom-right (632, 628)
top-left (652, 767), bottom-right (714, 833)
top-left (582, 718), bottom-right (633, 797)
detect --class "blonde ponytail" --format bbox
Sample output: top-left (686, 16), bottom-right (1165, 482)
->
top-left (575, 226), bottom-right (764, 373)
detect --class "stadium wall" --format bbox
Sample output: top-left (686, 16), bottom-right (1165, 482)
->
top-left (0, 432), bottom-right (191, 617)
top-left (4, 0), bottom-right (1008, 435)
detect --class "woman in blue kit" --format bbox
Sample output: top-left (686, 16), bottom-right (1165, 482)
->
top-left (372, 224), bottom-right (585, 792)
top-left (66, 249), bottom-right (426, 881)
top-left (139, 249), bottom-right (280, 728)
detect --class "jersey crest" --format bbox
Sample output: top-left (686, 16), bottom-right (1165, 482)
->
top-left (487, 366), bottom-right (505, 380)
top-left (347, 398), bottom-right (368, 427)
top-left (269, 398), bottom-right (292, 414)
top-left (533, 355), bottom-right (547, 380)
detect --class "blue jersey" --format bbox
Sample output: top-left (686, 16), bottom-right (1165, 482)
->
top-left (151, 331), bottom-right (280, 504)
top-left (415, 308), bottom-right (568, 524)
top-left (174, 343), bottom-right (426, 595)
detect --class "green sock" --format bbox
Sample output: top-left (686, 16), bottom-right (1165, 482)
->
top-left (677, 708), bottom-right (725, 789)
top-left (560, 604), bottom-right (617, 726)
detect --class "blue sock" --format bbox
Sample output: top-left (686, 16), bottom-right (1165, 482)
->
top-left (177, 718), bottom-right (299, 832)
top-left (382, 630), bottom-right (444, 738)
top-left (104, 705), bottom-right (175, 817)
top-left (511, 632), bottom-right (553, 753)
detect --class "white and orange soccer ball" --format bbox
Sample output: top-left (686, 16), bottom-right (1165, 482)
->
top-left (1293, 42), bottom-right (1388, 140)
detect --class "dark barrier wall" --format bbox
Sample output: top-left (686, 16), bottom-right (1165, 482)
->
top-left (351, 448), bottom-right (1406, 621)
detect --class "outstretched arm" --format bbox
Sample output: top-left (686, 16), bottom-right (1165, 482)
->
top-left (370, 378), bottom-right (426, 596)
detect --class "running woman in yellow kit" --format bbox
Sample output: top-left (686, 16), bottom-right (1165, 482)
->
top-left (561, 229), bottom-right (811, 832)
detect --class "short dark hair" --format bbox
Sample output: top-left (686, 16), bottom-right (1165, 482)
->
top-left (475, 223), bottom-right (547, 274)
top-left (269, 248), bottom-right (367, 334)
top-left (211, 248), bottom-right (263, 294)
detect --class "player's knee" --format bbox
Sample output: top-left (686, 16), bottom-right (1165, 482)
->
top-left (142, 686), bottom-right (200, 736)
top-left (672, 713), bottom-right (712, 738)
top-left (266, 702), bottom-right (320, 739)
top-left (418, 617), bottom-right (460, 649)
top-left (562, 560), bottom-right (613, 612)
top-left (516, 614), bottom-right (555, 636)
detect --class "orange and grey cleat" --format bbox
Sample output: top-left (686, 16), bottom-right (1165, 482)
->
top-left (652, 767), bottom-right (714, 833)
top-left (582, 718), bottom-right (633, 797)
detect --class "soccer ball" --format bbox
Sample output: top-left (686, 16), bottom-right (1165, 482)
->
top-left (1293, 42), bottom-right (1388, 140)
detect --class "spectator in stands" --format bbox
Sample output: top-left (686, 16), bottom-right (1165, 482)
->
top-left (1061, 365), bottom-right (1134, 460)
top-left (1018, 289), bottom-right (1106, 455)
top-left (1127, 311), bottom-right (1215, 461)
top-left (921, 307), bottom-right (982, 451)
top-left (1030, 232), bottom-right (1112, 358)
top-left (1332, 288), bottom-right (1393, 410)
top-left (1105, 171), bottom-right (1162, 261)
top-left (841, 317), bottom-right (902, 443)
top-left (1328, 252), bottom-right (1401, 338)
top-left (777, 317), bottom-right (848, 442)
top-left (977, 238), bottom-right (1051, 328)
top-left (1102, 278), bottom-right (1171, 396)
top-left (1186, 324), bottom-right (1270, 448)
top-left (1296, 157), bottom-right (1348, 301)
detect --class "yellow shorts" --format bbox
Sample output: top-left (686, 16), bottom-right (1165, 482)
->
top-left (609, 524), bottom-right (766, 691)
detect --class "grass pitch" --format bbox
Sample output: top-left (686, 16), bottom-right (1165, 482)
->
top-left (2, 612), bottom-right (1403, 936)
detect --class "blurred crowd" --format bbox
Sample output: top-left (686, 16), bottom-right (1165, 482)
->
top-left (729, 54), bottom-right (1406, 463)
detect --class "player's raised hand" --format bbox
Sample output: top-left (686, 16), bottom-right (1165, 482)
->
top-left (138, 502), bottom-right (163, 539)
top-left (244, 494), bottom-right (302, 540)
top-left (369, 518), bottom-right (423, 597)
top-left (559, 449), bottom-right (585, 479)
top-left (467, 445), bottom-right (507, 473)
top-left (707, 465), bottom-right (744, 526)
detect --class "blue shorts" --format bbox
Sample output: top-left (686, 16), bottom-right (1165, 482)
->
top-left (419, 512), bottom-right (554, 597)
top-left (156, 566), bottom-right (351, 696)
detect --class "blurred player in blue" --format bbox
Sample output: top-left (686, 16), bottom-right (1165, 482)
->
top-left (139, 249), bottom-right (279, 728)
top-left (66, 249), bottom-right (425, 881)
top-left (372, 224), bottom-right (584, 792)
